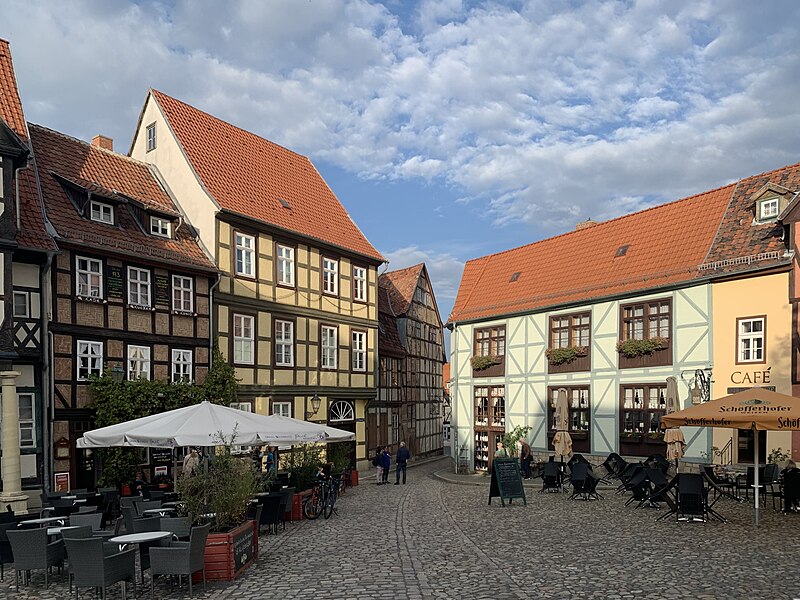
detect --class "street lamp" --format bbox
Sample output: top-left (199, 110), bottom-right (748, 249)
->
top-left (306, 393), bottom-right (322, 420)
top-left (110, 364), bottom-right (125, 383)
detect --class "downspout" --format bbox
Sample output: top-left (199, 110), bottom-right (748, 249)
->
top-left (208, 273), bottom-right (222, 360)
top-left (14, 165), bottom-right (25, 230)
top-left (41, 251), bottom-right (54, 492)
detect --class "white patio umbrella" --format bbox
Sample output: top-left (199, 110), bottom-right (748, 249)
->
top-left (77, 401), bottom-right (354, 449)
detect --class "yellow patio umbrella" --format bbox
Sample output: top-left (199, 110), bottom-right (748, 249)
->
top-left (553, 388), bottom-right (573, 459)
top-left (663, 377), bottom-right (685, 463)
top-left (661, 387), bottom-right (800, 526)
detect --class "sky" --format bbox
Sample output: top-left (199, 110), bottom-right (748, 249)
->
top-left (3, 0), bottom-right (800, 327)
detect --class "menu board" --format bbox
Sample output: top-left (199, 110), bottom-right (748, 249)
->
top-left (107, 266), bottom-right (124, 299)
top-left (488, 458), bottom-right (526, 506)
top-left (155, 274), bottom-right (170, 306)
top-left (233, 524), bottom-right (256, 573)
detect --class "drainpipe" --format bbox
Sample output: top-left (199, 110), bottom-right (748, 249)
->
top-left (14, 165), bottom-right (25, 231)
top-left (208, 273), bottom-right (222, 361)
top-left (40, 252), bottom-right (54, 492)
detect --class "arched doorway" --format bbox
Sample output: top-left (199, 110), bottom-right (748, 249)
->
top-left (328, 399), bottom-right (356, 469)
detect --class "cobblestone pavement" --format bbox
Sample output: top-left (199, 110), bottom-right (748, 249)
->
top-left (4, 458), bottom-right (800, 599)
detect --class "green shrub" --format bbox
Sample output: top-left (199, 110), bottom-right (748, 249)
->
top-left (616, 337), bottom-right (668, 358)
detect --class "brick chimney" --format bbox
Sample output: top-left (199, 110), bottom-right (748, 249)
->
top-left (91, 135), bottom-right (113, 151)
top-left (575, 218), bottom-right (598, 231)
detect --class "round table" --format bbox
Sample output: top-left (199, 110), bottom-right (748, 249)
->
top-left (109, 531), bottom-right (172, 550)
top-left (47, 526), bottom-right (80, 536)
top-left (141, 508), bottom-right (176, 517)
top-left (19, 516), bottom-right (68, 527)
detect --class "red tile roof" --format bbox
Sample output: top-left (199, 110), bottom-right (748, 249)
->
top-left (449, 182), bottom-right (739, 324)
top-left (149, 90), bottom-right (384, 263)
top-left (30, 124), bottom-right (216, 271)
top-left (442, 363), bottom-right (450, 391)
top-left (378, 263), bottom-right (424, 316)
top-left (0, 39), bottom-right (27, 140)
top-left (378, 311), bottom-right (405, 357)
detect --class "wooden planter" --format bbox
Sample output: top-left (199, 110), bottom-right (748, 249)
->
top-left (197, 520), bottom-right (258, 582)
top-left (289, 489), bottom-right (313, 522)
top-left (349, 470), bottom-right (359, 487)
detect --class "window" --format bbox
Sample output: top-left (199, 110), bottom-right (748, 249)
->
top-left (275, 319), bottom-right (294, 367)
top-left (127, 345), bottom-right (151, 380)
top-left (272, 401), bottom-right (292, 418)
top-left (322, 258), bottom-right (338, 295)
top-left (738, 317), bottom-right (765, 363)
top-left (276, 244), bottom-right (295, 286)
top-left (150, 216), bottom-right (171, 237)
top-left (352, 266), bottom-right (367, 302)
top-left (229, 402), bottom-right (252, 454)
top-left (550, 312), bottom-right (590, 348)
top-left (759, 198), bottom-right (780, 221)
top-left (352, 330), bottom-right (366, 372)
top-left (172, 275), bottom-right (193, 313)
top-left (128, 267), bottom-right (151, 307)
top-left (90, 200), bottom-right (114, 224)
top-left (76, 256), bottom-right (103, 298)
top-left (621, 299), bottom-right (671, 341)
top-left (473, 386), bottom-right (505, 472)
top-left (329, 400), bottom-right (354, 422)
top-left (548, 387), bottom-right (590, 433)
top-left (321, 325), bottom-right (338, 369)
top-left (77, 340), bottom-right (103, 380)
top-left (621, 384), bottom-right (666, 434)
top-left (171, 349), bottom-right (193, 382)
top-left (474, 326), bottom-right (506, 358)
top-left (18, 393), bottom-right (35, 448)
top-left (233, 314), bottom-right (255, 364)
top-left (235, 232), bottom-right (255, 277)
top-left (146, 122), bottom-right (156, 152)
top-left (12, 291), bottom-right (28, 317)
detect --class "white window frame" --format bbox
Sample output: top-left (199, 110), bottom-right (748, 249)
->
top-left (759, 198), bottom-right (780, 221)
top-left (146, 122), bottom-right (156, 152)
top-left (272, 401), bottom-right (292, 418)
top-left (150, 216), bottom-right (171, 237)
top-left (229, 402), bottom-right (252, 453)
top-left (352, 330), bottom-right (366, 372)
top-left (12, 291), bottom-right (29, 318)
top-left (172, 275), bottom-right (193, 313)
top-left (127, 345), bottom-right (151, 380)
top-left (738, 317), bottom-right (765, 363)
top-left (18, 392), bottom-right (35, 448)
top-left (171, 349), bottom-right (193, 383)
top-left (353, 266), bottom-right (367, 302)
top-left (329, 400), bottom-right (354, 422)
top-left (321, 325), bottom-right (338, 369)
top-left (233, 314), bottom-right (255, 365)
top-left (276, 244), bottom-right (295, 287)
top-left (77, 340), bottom-right (103, 380)
top-left (76, 256), bottom-right (103, 298)
top-left (275, 319), bottom-right (294, 367)
top-left (322, 258), bottom-right (339, 295)
top-left (128, 267), bottom-right (151, 307)
top-left (235, 232), bottom-right (255, 277)
top-left (90, 200), bottom-right (114, 224)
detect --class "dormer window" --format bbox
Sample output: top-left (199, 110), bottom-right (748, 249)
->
top-left (759, 197), bottom-right (780, 221)
top-left (90, 200), bottom-right (114, 224)
top-left (150, 216), bottom-right (171, 238)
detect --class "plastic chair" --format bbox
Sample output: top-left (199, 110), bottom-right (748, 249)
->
top-left (675, 473), bottom-right (707, 522)
top-left (540, 461), bottom-right (562, 493)
top-left (63, 536), bottom-right (136, 599)
top-left (6, 527), bottom-right (65, 591)
top-left (149, 522), bottom-right (211, 598)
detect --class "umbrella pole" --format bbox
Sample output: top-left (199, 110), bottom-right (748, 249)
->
top-left (754, 425), bottom-right (760, 528)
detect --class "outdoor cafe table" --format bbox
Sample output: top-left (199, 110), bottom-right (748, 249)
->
top-left (109, 531), bottom-right (172, 551)
top-left (141, 507), bottom-right (177, 517)
top-left (47, 526), bottom-right (80, 536)
top-left (19, 516), bottom-right (68, 527)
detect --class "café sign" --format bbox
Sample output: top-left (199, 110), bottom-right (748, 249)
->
top-left (730, 366), bottom-right (770, 385)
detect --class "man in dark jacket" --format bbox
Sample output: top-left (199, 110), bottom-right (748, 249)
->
top-left (380, 447), bottom-right (391, 485)
top-left (395, 441), bottom-right (411, 485)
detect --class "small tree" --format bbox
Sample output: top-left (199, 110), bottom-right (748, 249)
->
top-left (285, 444), bottom-right (324, 491)
top-left (501, 425), bottom-right (532, 457)
top-left (198, 339), bottom-right (239, 406)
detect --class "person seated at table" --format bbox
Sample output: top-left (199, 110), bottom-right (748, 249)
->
top-left (318, 461), bottom-right (334, 480)
top-left (131, 470), bottom-right (148, 495)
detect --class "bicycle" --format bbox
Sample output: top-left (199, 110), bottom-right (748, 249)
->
top-left (303, 477), bottom-right (326, 520)
top-left (324, 476), bottom-right (340, 519)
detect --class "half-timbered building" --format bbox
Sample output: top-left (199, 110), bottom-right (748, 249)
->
top-left (30, 125), bottom-right (217, 489)
top-left (130, 90), bottom-right (384, 469)
top-left (374, 264), bottom-right (445, 458)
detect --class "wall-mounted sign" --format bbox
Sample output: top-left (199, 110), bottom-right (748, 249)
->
top-left (730, 367), bottom-right (771, 385)
top-left (107, 266), bottom-right (124, 299)
top-left (54, 472), bottom-right (70, 492)
top-left (155, 274), bottom-right (170, 305)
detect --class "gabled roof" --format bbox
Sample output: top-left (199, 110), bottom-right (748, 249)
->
top-left (378, 311), bottom-right (405, 358)
top-left (379, 263), bottom-right (425, 316)
top-left (449, 180), bottom-right (740, 324)
top-left (0, 39), bottom-right (27, 141)
top-left (146, 89), bottom-right (384, 263)
top-left (30, 124), bottom-right (216, 271)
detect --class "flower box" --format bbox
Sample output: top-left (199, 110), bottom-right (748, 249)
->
top-left (196, 520), bottom-right (257, 582)
top-left (289, 488), bottom-right (313, 522)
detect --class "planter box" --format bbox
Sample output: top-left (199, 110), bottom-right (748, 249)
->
top-left (289, 489), bottom-right (312, 522)
top-left (196, 520), bottom-right (257, 582)
top-left (349, 470), bottom-right (359, 487)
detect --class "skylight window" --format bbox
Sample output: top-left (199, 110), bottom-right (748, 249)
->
top-left (509, 272), bottom-right (521, 282)
top-left (278, 197), bottom-right (291, 209)
top-left (615, 245), bottom-right (630, 257)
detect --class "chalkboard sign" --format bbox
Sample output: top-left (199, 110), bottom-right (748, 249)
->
top-left (151, 448), bottom-right (173, 465)
top-left (108, 266), bottom-right (124, 299)
top-left (155, 274), bottom-right (170, 306)
top-left (488, 458), bottom-right (526, 506)
top-left (233, 523), bottom-right (255, 572)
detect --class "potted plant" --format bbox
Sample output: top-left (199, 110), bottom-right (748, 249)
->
top-left (616, 337), bottom-right (668, 358)
top-left (545, 346), bottom-right (588, 365)
top-left (470, 354), bottom-right (500, 371)
top-left (646, 432), bottom-right (665, 443)
top-left (284, 443), bottom-right (325, 521)
top-left (176, 435), bottom-right (258, 582)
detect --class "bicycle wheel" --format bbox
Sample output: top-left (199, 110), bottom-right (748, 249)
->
top-left (304, 487), bottom-right (323, 520)
top-left (324, 481), bottom-right (338, 519)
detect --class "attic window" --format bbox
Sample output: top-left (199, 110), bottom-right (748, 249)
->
top-left (758, 197), bottom-right (780, 221)
top-left (277, 198), bottom-right (291, 209)
top-left (146, 123), bottom-right (156, 152)
top-left (509, 272), bottom-right (521, 282)
top-left (150, 216), bottom-right (171, 238)
top-left (615, 245), bottom-right (630, 257)
top-left (90, 200), bottom-right (114, 225)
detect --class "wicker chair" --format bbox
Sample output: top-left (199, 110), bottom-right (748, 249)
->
top-left (69, 512), bottom-right (115, 539)
top-left (160, 516), bottom-right (192, 541)
top-left (278, 487), bottom-right (295, 530)
top-left (149, 522), bottom-right (211, 598)
top-left (64, 536), bottom-right (136, 599)
top-left (0, 521), bottom-right (15, 581)
top-left (6, 527), bottom-right (65, 591)
top-left (135, 500), bottom-right (163, 516)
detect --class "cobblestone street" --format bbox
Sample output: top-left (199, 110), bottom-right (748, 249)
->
top-left (3, 457), bottom-right (800, 599)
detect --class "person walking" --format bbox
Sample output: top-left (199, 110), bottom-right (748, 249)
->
top-left (182, 448), bottom-right (199, 477)
top-left (373, 447), bottom-right (384, 485)
top-left (395, 441), bottom-right (411, 485)
top-left (381, 446), bottom-right (391, 485)
top-left (495, 441), bottom-right (508, 458)
top-left (520, 439), bottom-right (532, 479)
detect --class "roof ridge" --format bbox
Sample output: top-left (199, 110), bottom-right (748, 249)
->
top-left (150, 88), bottom-right (311, 163)
top-left (28, 123), bottom-right (156, 169)
top-left (379, 262), bottom-right (425, 281)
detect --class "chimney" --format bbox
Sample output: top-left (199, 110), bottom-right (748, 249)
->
top-left (575, 218), bottom-right (598, 231)
top-left (91, 135), bottom-right (113, 151)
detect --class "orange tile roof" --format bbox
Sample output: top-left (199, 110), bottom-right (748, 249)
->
top-left (449, 183), bottom-right (739, 324)
top-left (30, 124), bottom-right (216, 271)
top-left (0, 39), bottom-right (27, 140)
top-left (379, 263), bottom-right (424, 316)
top-left (442, 363), bottom-right (450, 390)
top-left (378, 311), bottom-right (405, 357)
top-left (149, 90), bottom-right (384, 263)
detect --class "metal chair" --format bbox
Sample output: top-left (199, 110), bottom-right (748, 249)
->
top-left (149, 522), bottom-right (211, 598)
top-left (6, 527), bottom-right (65, 591)
top-left (63, 536), bottom-right (136, 599)
top-left (540, 461), bottom-right (562, 493)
